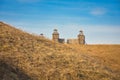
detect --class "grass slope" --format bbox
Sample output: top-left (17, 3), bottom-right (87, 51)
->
top-left (67, 44), bottom-right (120, 74)
top-left (0, 22), bottom-right (119, 80)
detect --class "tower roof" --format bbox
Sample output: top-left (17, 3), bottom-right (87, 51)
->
top-left (53, 29), bottom-right (59, 35)
top-left (40, 33), bottom-right (43, 36)
top-left (54, 29), bottom-right (57, 31)
top-left (80, 30), bottom-right (83, 33)
top-left (78, 30), bottom-right (84, 36)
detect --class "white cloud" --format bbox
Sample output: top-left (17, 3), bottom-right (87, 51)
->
top-left (90, 8), bottom-right (107, 16)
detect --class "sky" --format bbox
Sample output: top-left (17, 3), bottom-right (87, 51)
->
top-left (0, 0), bottom-right (120, 44)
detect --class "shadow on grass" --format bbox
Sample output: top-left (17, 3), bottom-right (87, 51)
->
top-left (0, 60), bottom-right (32, 80)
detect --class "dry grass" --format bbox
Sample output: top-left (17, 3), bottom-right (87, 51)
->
top-left (66, 44), bottom-right (120, 72)
top-left (0, 21), bottom-right (120, 80)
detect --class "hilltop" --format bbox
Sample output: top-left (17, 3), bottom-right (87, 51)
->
top-left (0, 22), bottom-right (120, 80)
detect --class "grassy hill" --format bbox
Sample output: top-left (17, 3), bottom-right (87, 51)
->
top-left (0, 21), bottom-right (120, 80)
top-left (67, 44), bottom-right (120, 74)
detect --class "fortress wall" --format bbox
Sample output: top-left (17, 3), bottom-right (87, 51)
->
top-left (67, 39), bottom-right (78, 44)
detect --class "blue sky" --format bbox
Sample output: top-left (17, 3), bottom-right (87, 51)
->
top-left (0, 0), bottom-right (120, 44)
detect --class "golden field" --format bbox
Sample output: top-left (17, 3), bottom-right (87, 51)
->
top-left (67, 44), bottom-right (120, 73)
top-left (0, 22), bottom-right (120, 80)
